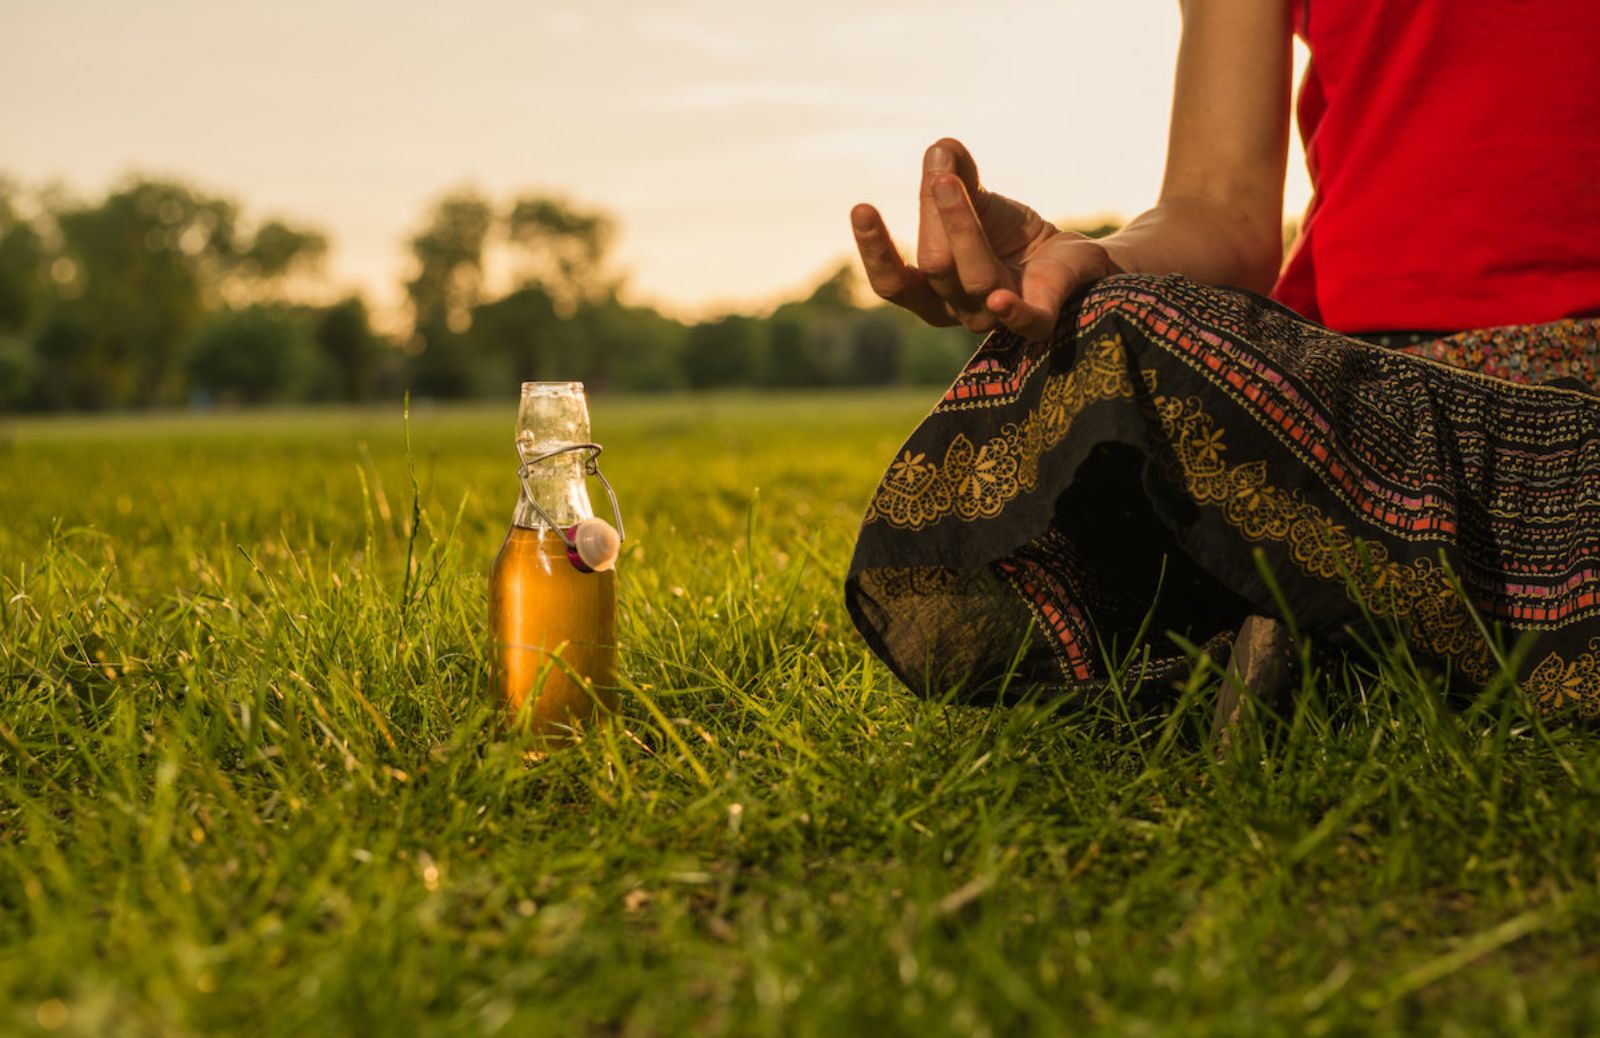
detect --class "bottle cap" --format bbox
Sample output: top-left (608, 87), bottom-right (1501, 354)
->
top-left (566, 517), bottom-right (621, 573)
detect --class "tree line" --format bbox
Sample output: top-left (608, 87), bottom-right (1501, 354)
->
top-left (0, 174), bottom-right (1044, 411)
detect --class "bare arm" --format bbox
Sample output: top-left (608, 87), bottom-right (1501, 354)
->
top-left (851, 0), bottom-right (1294, 338)
top-left (1104, 0), bottom-right (1294, 294)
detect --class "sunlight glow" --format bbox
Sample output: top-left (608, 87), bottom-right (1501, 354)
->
top-left (1, 1), bottom-right (1316, 323)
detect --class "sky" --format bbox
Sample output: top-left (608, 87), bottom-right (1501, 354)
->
top-left (1, 0), bottom-right (1311, 323)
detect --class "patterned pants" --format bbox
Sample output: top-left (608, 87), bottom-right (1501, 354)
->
top-left (845, 274), bottom-right (1600, 715)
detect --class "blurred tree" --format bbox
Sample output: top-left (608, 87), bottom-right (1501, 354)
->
top-left (50, 180), bottom-right (232, 406)
top-left (764, 315), bottom-right (830, 387)
top-left (681, 315), bottom-right (765, 389)
top-left (405, 191), bottom-right (493, 335)
top-left (406, 332), bottom-right (478, 399)
top-left (186, 305), bottom-right (315, 404)
top-left (0, 181), bottom-right (50, 338)
top-left (845, 312), bottom-right (904, 386)
top-left (802, 262), bottom-right (860, 310)
top-left (404, 191), bottom-right (494, 398)
top-left (897, 316), bottom-right (979, 385)
top-left (756, 264), bottom-right (871, 388)
top-left (0, 335), bottom-right (36, 410)
top-left (447, 192), bottom-right (631, 395)
top-left (314, 296), bottom-right (380, 400)
top-left (567, 300), bottom-right (687, 392)
top-left (6, 168), bottom-right (1006, 409)
top-left (506, 195), bottom-right (616, 315)
top-left (48, 178), bottom-right (324, 408)
top-left (466, 284), bottom-right (563, 386)
top-left (245, 220), bottom-right (328, 279)
top-left (30, 312), bottom-right (99, 409)
top-left (229, 220), bottom-right (328, 304)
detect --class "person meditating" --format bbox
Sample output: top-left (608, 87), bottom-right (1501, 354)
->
top-left (843, 0), bottom-right (1600, 712)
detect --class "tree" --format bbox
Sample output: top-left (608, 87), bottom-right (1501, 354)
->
top-left (763, 315), bottom-right (830, 388)
top-left (405, 190), bottom-right (493, 336)
top-left (846, 313), bottom-right (904, 386)
top-left (50, 180), bottom-right (228, 405)
top-left (0, 181), bottom-right (50, 338)
top-left (0, 335), bottom-right (36, 410)
top-left (47, 178), bottom-right (325, 408)
top-left (414, 192), bottom-right (631, 396)
top-left (466, 284), bottom-right (564, 387)
top-left (314, 296), bottom-right (380, 400)
top-left (30, 312), bottom-right (100, 410)
top-left (506, 195), bottom-right (616, 315)
top-left (403, 191), bottom-right (494, 398)
top-left (898, 317), bottom-right (978, 385)
top-left (681, 315), bottom-right (765, 389)
top-left (758, 264), bottom-right (872, 388)
top-left (186, 305), bottom-right (315, 404)
top-left (229, 219), bottom-right (328, 304)
top-left (569, 300), bottom-right (687, 392)
top-left (803, 262), bottom-right (860, 311)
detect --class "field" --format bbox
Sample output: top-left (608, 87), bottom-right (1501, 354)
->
top-left (3, 394), bottom-right (1599, 1036)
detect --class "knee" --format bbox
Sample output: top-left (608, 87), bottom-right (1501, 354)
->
top-left (1075, 273), bottom-right (1191, 312)
top-left (1067, 273), bottom-right (1201, 335)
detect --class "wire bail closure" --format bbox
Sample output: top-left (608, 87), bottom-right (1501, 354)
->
top-left (515, 442), bottom-right (625, 571)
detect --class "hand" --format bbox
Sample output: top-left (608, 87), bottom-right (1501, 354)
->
top-left (851, 138), bottom-right (1122, 340)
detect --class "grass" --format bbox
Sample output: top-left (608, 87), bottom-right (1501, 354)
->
top-left (2, 393), bottom-right (1599, 1037)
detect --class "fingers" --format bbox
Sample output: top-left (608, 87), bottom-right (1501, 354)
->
top-left (986, 289), bottom-right (1058, 342)
top-left (988, 242), bottom-right (1120, 341)
top-left (984, 257), bottom-right (1071, 340)
top-left (918, 139), bottom-right (1019, 331)
top-left (938, 137), bottom-right (985, 199)
top-left (917, 143), bottom-right (960, 299)
top-left (858, 137), bottom-right (1072, 336)
top-left (851, 204), bottom-right (954, 326)
top-left (931, 174), bottom-right (1014, 301)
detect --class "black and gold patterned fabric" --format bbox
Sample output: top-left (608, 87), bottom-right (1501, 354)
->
top-left (845, 274), bottom-right (1600, 714)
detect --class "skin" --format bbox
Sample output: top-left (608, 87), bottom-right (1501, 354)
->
top-left (852, 0), bottom-right (1295, 340)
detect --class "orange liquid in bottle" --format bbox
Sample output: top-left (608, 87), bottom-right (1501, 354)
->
top-left (488, 526), bottom-right (617, 738)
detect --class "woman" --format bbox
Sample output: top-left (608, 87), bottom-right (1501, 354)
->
top-left (844, 0), bottom-right (1600, 713)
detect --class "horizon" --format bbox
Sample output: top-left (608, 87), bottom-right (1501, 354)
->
top-left (2, 1), bottom-right (1311, 325)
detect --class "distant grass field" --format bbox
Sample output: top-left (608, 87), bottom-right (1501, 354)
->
top-left (2, 394), bottom-right (1599, 1037)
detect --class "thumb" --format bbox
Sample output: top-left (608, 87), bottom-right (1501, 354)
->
top-left (996, 241), bottom-right (1125, 340)
top-left (987, 253), bottom-right (1081, 339)
top-left (987, 290), bottom-right (1062, 342)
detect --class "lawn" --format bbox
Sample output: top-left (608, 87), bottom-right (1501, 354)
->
top-left (2, 394), bottom-right (1598, 1036)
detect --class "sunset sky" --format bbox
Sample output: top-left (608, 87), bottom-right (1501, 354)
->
top-left (2, 0), bottom-right (1310, 322)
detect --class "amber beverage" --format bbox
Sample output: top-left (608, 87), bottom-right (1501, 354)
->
top-left (488, 381), bottom-right (619, 738)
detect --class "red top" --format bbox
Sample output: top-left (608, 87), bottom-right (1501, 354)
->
top-left (1271, 0), bottom-right (1600, 332)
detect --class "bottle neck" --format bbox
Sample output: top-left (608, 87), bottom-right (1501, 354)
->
top-left (513, 452), bottom-right (595, 530)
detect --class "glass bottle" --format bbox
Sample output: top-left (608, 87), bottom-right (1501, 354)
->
top-left (488, 381), bottom-right (618, 738)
